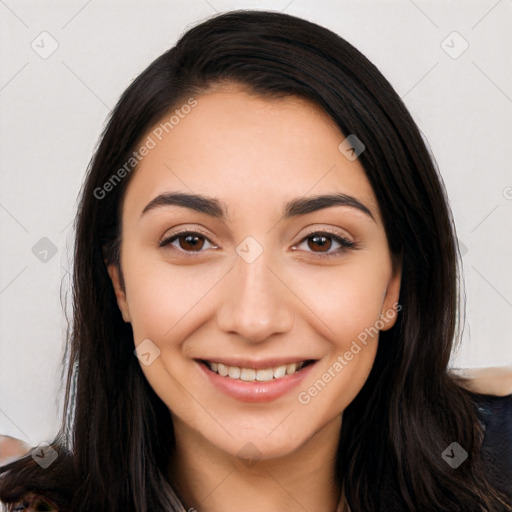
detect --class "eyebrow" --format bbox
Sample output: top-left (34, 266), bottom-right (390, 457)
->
top-left (141, 192), bottom-right (375, 222)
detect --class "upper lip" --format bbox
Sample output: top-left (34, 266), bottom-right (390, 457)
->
top-left (196, 357), bottom-right (317, 369)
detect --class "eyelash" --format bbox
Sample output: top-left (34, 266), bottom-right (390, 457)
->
top-left (159, 229), bottom-right (358, 259)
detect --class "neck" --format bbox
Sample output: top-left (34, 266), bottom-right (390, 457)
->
top-left (167, 415), bottom-right (344, 512)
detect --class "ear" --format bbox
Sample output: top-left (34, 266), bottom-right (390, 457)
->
top-left (379, 262), bottom-right (402, 331)
top-left (106, 263), bottom-right (131, 323)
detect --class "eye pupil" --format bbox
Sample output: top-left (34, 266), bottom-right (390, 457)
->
top-left (180, 234), bottom-right (204, 251)
top-left (308, 235), bottom-right (331, 252)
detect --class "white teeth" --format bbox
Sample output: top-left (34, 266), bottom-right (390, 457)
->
top-left (256, 369), bottom-right (274, 382)
top-left (273, 365), bottom-right (287, 379)
top-left (240, 368), bottom-right (256, 381)
top-left (286, 363), bottom-right (297, 375)
top-left (228, 366), bottom-right (241, 379)
top-left (205, 360), bottom-right (310, 381)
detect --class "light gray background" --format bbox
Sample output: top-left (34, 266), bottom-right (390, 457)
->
top-left (1, 0), bottom-right (511, 446)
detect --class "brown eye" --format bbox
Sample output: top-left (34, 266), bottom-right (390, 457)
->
top-left (307, 234), bottom-right (332, 253)
top-left (177, 234), bottom-right (205, 252)
top-left (159, 231), bottom-right (217, 254)
top-left (294, 231), bottom-right (357, 258)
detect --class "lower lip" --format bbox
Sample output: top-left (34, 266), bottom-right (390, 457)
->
top-left (196, 360), bottom-right (317, 403)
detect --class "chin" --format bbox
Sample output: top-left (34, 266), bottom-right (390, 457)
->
top-left (210, 424), bottom-right (316, 463)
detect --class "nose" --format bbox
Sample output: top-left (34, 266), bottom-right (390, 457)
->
top-left (215, 249), bottom-right (294, 343)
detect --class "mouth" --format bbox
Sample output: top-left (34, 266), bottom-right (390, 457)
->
top-left (197, 359), bottom-right (317, 382)
top-left (195, 357), bottom-right (319, 402)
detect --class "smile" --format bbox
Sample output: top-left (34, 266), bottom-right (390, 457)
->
top-left (202, 360), bottom-right (315, 382)
top-left (196, 358), bottom-right (317, 402)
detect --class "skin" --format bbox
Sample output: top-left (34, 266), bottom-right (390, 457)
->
top-left (451, 365), bottom-right (512, 396)
top-left (107, 84), bottom-right (402, 512)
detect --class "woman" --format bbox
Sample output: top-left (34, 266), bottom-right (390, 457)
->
top-left (1, 10), bottom-right (511, 512)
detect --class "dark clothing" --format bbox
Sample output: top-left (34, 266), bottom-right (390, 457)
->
top-left (475, 393), bottom-right (512, 499)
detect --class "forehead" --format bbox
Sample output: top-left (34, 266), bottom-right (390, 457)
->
top-left (122, 87), bottom-right (379, 222)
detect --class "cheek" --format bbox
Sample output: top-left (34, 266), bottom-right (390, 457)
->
top-left (294, 268), bottom-right (384, 416)
top-left (289, 258), bottom-right (391, 344)
top-left (122, 254), bottom-right (228, 343)
top-left (289, 258), bottom-right (390, 411)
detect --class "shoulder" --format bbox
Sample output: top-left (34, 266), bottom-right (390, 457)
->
top-left (0, 435), bottom-right (30, 465)
top-left (473, 392), bottom-right (512, 499)
top-left (449, 367), bottom-right (512, 499)
top-left (451, 365), bottom-right (512, 396)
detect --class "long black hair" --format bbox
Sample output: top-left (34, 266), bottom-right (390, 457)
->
top-left (1, 10), bottom-right (510, 512)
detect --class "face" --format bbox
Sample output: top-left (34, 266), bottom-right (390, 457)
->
top-left (107, 85), bottom-right (401, 462)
